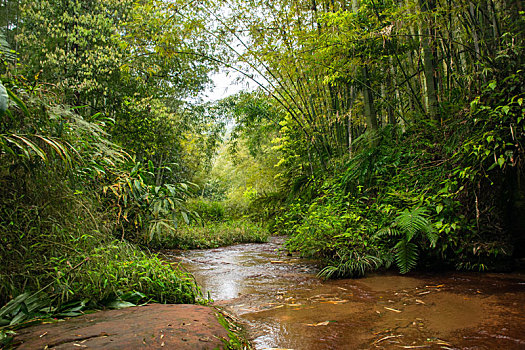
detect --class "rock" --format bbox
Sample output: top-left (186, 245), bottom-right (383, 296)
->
top-left (14, 304), bottom-right (229, 349)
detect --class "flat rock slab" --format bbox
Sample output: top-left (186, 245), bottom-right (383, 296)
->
top-left (14, 304), bottom-right (229, 349)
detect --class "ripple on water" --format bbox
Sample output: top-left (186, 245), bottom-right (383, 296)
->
top-left (162, 237), bottom-right (525, 350)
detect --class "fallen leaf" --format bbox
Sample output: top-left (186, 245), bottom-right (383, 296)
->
top-left (320, 300), bottom-right (348, 304)
top-left (415, 299), bottom-right (425, 305)
top-left (384, 307), bottom-right (402, 313)
top-left (39, 332), bottom-right (48, 338)
top-left (306, 321), bottom-right (330, 326)
top-left (373, 334), bottom-right (402, 344)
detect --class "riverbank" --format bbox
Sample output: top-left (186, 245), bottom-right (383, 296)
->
top-left (11, 304), bottom-right (238, 349)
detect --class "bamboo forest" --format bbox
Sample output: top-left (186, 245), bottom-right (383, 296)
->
top-left (0, 0), bottom-right (524, 349)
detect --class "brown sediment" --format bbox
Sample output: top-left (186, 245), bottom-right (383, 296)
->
top-left (164, 237), bottom-right (525, 350)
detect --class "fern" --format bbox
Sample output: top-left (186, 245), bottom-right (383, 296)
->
top-left (396, 207), bottom-right (436, 245)
top-left (394, 239), bottom-right (419, 274)
top-left (377, 207), bottom-right (437, 274)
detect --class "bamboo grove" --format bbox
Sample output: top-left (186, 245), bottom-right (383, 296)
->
top-left (212, 0), bottom-right (525, 274)
top-left (0, 0), bottom-right (524, 332)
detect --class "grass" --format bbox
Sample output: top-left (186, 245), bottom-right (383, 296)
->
top-left (152, 219), bottom-right (270, 249)
top-left (0, 169), bottom-right (204, 341)
top-left (216, 308), bottom-right (253, 350)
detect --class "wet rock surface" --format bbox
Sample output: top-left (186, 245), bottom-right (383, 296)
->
top-left (14, 304), bottom-right (228, 349)
top-left (164, 237), bottom-right (525, 349)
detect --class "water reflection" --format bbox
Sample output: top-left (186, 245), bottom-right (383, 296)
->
top-left (163, 237), bottom-right (525, 349)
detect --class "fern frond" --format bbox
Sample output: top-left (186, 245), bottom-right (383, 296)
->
top-left (426, 230), bottom-right (438, 247)
top-left (375, 226), bottom-right (400, 237)
top-left (394, 239), bottom-right (418, 274)
top-left (396, 207), bottom-right (432, 241)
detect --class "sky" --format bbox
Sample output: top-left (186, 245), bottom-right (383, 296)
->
top-left (201, 69), bottom-right (256, 101)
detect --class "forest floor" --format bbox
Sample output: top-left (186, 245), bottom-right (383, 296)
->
top-left (12, 304), bottom-right (230, 349)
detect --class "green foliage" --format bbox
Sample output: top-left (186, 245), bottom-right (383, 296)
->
top-left (377, 208), bottom-right (437, 274)
top-left (0, 57), bottom-right (205, 333)
top-left (0, 162), bottom-right (201, 304)
top-left (274, 99), bottom-right (522, 276)
top-left (208, 0), bottom-right (524, 279)
top-left (151, 220), bottom-right (269, 250)
top-left (280, 182), bottom-right (386, 278)
top-left (187, 199), bottom-right (226, 223)
top-left (102, 160), bottom-right (194, 242)
top-left (204, 92), bottom-right (283, 221)
top-left (216, 311), bottom-right (253, 350)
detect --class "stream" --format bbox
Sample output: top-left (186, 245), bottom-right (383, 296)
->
top-left (163, 237), bottom-right (525, 349)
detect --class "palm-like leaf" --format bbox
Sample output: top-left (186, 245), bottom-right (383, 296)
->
top-left (396, 207), bottom-right (432, 241)
top-left (394, 239), bottom-right (419, 274)
top-left (377, 207), bottom-right (437, 274)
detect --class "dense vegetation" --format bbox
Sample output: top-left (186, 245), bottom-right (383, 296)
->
top-left (0, 0), bottom-right (226, 333)
top-left (0, 0), bottom-right (524, 342)
top-left (203, 0), bottom-right (525, 276)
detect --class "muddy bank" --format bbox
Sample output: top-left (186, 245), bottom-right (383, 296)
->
top-left (164, 237), bottom-right (525, 349)
top-left (13, 304), bottom-right (229, 349)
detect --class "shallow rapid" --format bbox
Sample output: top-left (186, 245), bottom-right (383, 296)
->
top-left (163, 237), bottom-right (525, 349)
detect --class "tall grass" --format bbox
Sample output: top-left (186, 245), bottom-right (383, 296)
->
top-left (151, 219), bottom-right (269, 249)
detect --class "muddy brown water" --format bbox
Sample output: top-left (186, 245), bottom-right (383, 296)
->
top-left (163, 237), bottom-right (525, 349)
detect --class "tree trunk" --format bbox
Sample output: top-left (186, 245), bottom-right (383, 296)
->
top-left (362, 65), bottom-right (378, 131)
top-left (419, 0), bottom-right (439, 122)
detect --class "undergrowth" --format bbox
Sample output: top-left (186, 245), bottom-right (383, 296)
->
top-left (0, 79), bottom-right (203, 344)
top-left (0, 169), bottom-right (202, 307)
top-left (271, 72), bottom-right (524, 277)
top-left (151, 219), bottom-right (269, 249)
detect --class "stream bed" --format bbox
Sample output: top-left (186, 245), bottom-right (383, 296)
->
top-left (163, 237), bottom-right (525, 349)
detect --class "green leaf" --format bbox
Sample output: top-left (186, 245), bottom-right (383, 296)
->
top-left (6, 88), bottom-right (29, 117)
top-left (436, 205), bottom-right (443, 214)
top-left (105, 300), bottom-right (136, 309)
top-left (0, 293), bottom-right (29, 318)
top-left (181, 211), bottom-right (189, 224)
top-left (497, 156), bottom-right (505, 168)
top-left (0, 82), bottom-right (8, 113)
top-left (487, 162), bottom-right (498, 171)
top-left (394, 239), bottom-right (418, 274)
